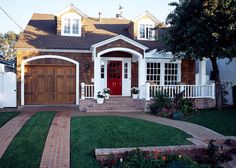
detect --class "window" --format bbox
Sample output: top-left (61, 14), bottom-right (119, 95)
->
top-left (124, 62), bottom-right (128, 79)
top-left (139, 24), bottom-right (154, 40)
top-left (61, 13), bottom-right (81, 36)
top-left (72, 19), bottom-right (79, 34)
top-left (146, 63), bottom-right (161, 85)
top-left (101, 64), bottom-right (104, 79)
top-left (63, 18), bottom-right (70, 34)
top-left (146, 62), bottom-right (180, 85)
top-left (164, 63), bottom-right (179, 85)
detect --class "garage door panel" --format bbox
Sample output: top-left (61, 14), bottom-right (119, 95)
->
top-left (25, 65), bottom-right (76, 105)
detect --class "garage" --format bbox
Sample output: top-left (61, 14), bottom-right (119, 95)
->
top-left (24, 65), bottom-right (76, 105)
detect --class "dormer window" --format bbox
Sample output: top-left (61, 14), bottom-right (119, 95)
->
top-left (61, 13), bottom-right (81, 36)
top-left (139, 24), bottom-right (154, 40)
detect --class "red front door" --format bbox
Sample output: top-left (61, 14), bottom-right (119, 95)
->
top-left (107, 61), bottom-right (122, 95)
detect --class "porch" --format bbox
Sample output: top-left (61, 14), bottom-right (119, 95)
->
top-left (80, 83), bottom-right (216, 112)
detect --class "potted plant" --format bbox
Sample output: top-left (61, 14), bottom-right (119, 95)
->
top-left (103, 88), bottom-right (111, 99)
top-left (97, 91), bottom-right (105, 104)
top-left (131, 87), bottom-right (139, 99)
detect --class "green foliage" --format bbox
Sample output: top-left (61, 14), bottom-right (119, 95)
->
top-left (165, 0), bottom-right (236, 60)
top-left (71, 116), bottom-right (191, 168)
top-left (108, 149), bottom-right (208, 168)
top-left (195, 140), bottom-right (232, 167)
top-left (0, 112), bottom-right (55, 168)
top-left (149, 91), bottom-right (173, 115)
top-left (149, 91), bottom-right (194, 119)
top-left (0, 31), bottom-right (19, 60)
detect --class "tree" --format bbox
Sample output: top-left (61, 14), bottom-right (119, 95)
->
top-left (165, 0), bottom-right (236, 110)
top-left (0, 31), bottom-right (19, 60)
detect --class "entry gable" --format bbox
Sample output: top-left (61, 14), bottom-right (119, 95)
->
top-left (91, 35), bottom-right (148, 57)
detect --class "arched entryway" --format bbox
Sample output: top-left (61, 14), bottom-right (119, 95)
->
top-left (21, 55), bottom-right (79, 105)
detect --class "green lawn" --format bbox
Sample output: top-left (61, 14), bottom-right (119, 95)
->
top-left (186, 108), bottom-right (236, 136)
top-left (71, 116), bottom-right (192, 168)
top-left (0, 112), bottom-right (19, 127)
top-left (0, 112), bottom-right (55, 168)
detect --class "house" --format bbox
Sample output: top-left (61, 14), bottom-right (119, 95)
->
top-left (15, 5), bottom-right (215, 110)
top-left (206, 58), bottom-right (236, 106)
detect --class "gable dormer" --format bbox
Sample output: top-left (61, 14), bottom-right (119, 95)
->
top-left (56, 4), bottom-right (88, 37)
top-left (128, 11), bottom-right (163, 41)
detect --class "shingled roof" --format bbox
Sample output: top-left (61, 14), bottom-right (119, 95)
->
top-left (16, 13), bottom-right (166, 51)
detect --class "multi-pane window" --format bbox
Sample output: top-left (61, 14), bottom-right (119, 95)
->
top-left (72, 19), bottom-right (79, 34)
top-left (63, 18), bottom-right (70, 34)
top-left (124, 62), bottom-right (128, 79)
top-left (139, 24), bottom-right (154, 40)
top-left (164, 63), bottom-right (179, 85)
top-left (101, 64), bottom-right (104, 79)
top-left (62, 17), bottom-right (80, 36)
top-left (146, 63), bottom-right (161, 85)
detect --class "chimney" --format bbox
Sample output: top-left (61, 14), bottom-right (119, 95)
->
top-left (98, 12), bottom-right (102, 22)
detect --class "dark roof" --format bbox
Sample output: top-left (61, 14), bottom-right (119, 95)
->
top-left (16, 13), bottom-right (166, 51)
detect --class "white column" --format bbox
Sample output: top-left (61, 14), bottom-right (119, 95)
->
top-left (138, 56), bottom-right (146, 99)
top-left (145, 82), bottom-right (150, 101)
top-left (94, 57), bottom-right (101, 99)
top-left (199, 58), bottom-right (207, 85)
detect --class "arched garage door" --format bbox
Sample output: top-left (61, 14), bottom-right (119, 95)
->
top-left (23, 56), bottom-right (78, 105)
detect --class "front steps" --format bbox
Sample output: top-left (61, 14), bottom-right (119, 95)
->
top-left (80, 96), bottom-right (146, 113)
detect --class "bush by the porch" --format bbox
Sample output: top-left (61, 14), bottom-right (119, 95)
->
top-left (149, 91), bottom-right (195, 120)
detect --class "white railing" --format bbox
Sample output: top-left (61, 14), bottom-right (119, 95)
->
top-left (81, 82), bottom-right (94, 99)
top-left (146, 83), bottom-right (215, 100)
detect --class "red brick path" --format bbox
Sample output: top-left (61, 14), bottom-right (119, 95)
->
top-left (0, 112), bottom-right (35, 158)
top-left (40, 112), bottom-right (70, 168)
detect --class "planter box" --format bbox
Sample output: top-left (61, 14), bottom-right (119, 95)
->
top-left (132, 94), bottom-right (138, 99)
top-left (97, 97), bottom-right (104, 104)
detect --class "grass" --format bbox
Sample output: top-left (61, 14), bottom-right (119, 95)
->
top-left (0, 112), bottom-right (55, 168)
top-left (186, 108), bottom-right (236, 136)
top-left (0, 112), bottom-right (19, 127)
top-left (71, 116), bottom-right (192, 168)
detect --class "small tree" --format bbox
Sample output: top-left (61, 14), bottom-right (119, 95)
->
top-left (165, 0), bottom-right (236, 110)
top-left (0, 31), bottom-right (19, 60)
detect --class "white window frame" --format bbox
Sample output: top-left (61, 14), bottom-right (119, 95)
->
top-left (146, 59), bottom-right (181, 85)
top-left (61, 13), bottom-right (81, 37)
top-left (137, 19), bottom-right (155, 41)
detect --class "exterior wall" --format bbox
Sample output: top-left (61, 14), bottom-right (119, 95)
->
top-left (56, 10), bottom-right (86, 36)
top-left (206, 58), bottom-right (236, 105)
top-left (128, 15), bottom-right (159, 40)
top-left (181, 60), bottom-right (195, 84)
top-left (96, 39), bottom-right (144, 56)
top-left (16, 50), bottom-right (93, 105)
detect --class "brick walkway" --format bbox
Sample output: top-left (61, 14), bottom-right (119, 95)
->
top-left (40, 111), bottom-right (70, 168)
top-left (72, 112), bottom-right (225, 140)
top-left (0, 112), bottom-right (35, 158)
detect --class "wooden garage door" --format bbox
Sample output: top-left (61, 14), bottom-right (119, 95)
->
top-left (25, 65), bottom-right (76, 105)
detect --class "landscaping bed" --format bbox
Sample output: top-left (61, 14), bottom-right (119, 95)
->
top-left (0, 112), bottom-right (55, 168)
top-left (71, 116), bottom-right (192, 168)
top-left (0, 112), bottom-right (19, 127)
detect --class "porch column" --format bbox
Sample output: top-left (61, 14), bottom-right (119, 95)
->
top-left (199, 58), bottom-right (207, 85)
top-left (94, 57), bottom-right (101, 99)
top-left (138, 56), bottom-right (146, 99)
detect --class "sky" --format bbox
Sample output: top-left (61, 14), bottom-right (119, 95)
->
top-left (0, 0), bottom-right (176, 34)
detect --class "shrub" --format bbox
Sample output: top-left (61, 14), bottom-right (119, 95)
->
top-left (149, 91), bottom-right (173, 115)
top-left (172, 111), bottom-right (184, 120)
top-left (106, 149), bottom-right (208, 168)
top-left (149, 91), bottom-right (195, 120)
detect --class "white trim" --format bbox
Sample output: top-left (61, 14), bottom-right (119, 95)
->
top-left (56, 4), bottom-right (88, 18)
top-left (133, 11), bottom-right (161, 24)
top-left (97, 47), bottom-right (143, 58)
top-left (61, 13), bottom-right (82, 37)
top-left (145, 59), bottom-right (182, 85)
top-left (21, 55), bottom-right (80, 105)
top-left (92, 35), bottom-right (148, 51)
top-left (16, 48), bottom-right (91, 53)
